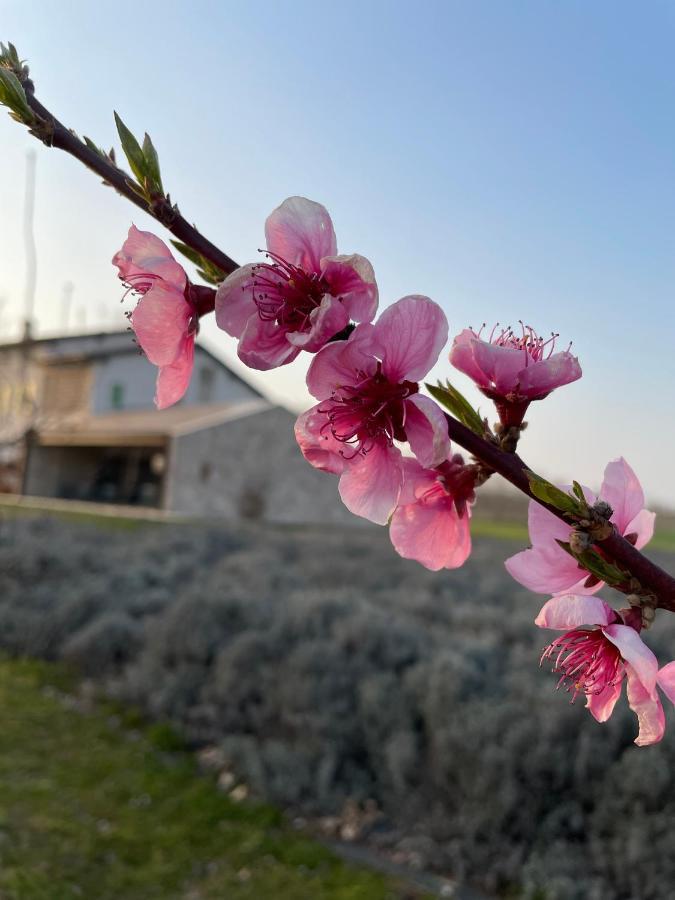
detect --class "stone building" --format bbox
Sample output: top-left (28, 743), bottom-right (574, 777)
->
top-left (0, 330), bottom-right (353, 523)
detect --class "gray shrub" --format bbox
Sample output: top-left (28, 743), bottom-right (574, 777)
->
top-left (1, 514), bottom-right (674, 899)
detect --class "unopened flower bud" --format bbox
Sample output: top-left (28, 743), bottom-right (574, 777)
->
top-left (592, 500), bottom-right (613, 520)
top-left (569, 529), bottom-right (591, 554)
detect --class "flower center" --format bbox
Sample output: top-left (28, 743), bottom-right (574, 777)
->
top-left (319, 363), bottom-right (418, 457)
top-left (476, 321), bottom-right (570, 365)
top-left (252, 250), bottom-right (329, 331)
top-left (541, 628), bottom-right (623, 699)
top-left (122, 272), bottom-right (162, 297)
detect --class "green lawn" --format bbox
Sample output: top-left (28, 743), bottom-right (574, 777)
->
top-left (0, 660), bottom-right (424, 900)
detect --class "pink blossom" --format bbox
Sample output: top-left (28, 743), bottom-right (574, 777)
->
top-left (295, 296), bottom-right (450, 524)
top-left (450, 324), bottom-right (581, 425)
top-left (113, 226), bottom-right (196, 409)
top-left (536, 595), bottom-right (675, 746)
top-left (505, 458), bottom-right (655, 595)
top-left (215, 197), bottom-right (378, 370)
top-left (389, 456), bottom-right (473, 571)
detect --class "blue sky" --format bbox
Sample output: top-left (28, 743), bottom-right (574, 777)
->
top-left (1, 0), bottom-right (674, 504)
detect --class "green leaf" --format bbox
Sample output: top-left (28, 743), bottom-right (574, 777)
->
top-left (556, 540), bottom-right (627, 587)
top-left (170, 240), bottom-right (226, 285)
top-left (571, 481), bottom-right (587, 504)
top-left (425, 381), bottom-right (485, 436)
top-left (0, 41), bottom-right (28, 79)
top-left (83, 135), bottom-right (109, 159)
top-left (526, 470), bottom-right (582, 515)
top-left (0, 68), bottom-right (33, 123)
top-left (142, 132), bottom-right (163, 195)
top-left (114, 112), bottom-right (149, 187)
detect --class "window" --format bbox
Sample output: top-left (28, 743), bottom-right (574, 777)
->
top-left (111, 383), bottom-right (125, 410)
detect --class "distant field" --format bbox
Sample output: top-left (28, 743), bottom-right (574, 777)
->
top-left (0, 659), bottom-right (424, 900)
top-left (2, 491), bottom-right (673, 551)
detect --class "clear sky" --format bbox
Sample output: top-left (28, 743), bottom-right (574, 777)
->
top-left (1, 0), bottom-right (674, 505)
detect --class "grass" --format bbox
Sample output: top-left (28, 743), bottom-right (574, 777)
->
top-left (0, 659), bottom-right (425, 900)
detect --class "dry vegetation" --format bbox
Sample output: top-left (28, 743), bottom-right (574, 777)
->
top-left (1, 512), bottom-right (674, 899)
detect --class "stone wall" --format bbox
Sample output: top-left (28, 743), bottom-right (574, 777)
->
top-left (168, 406), bottom-right (362, 525)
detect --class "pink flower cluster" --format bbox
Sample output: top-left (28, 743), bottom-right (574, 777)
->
top-left (504, 458), bottom-right (672, 745)
top-left (215, 197), bottom-right (378, 370)
top-left (295, 295), bottom-right (474, 570)
top-left (112, 195), bottom-right (675, 748)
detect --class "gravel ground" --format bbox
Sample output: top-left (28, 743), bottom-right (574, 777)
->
top-left (1, 513), bottom-right (674, 900)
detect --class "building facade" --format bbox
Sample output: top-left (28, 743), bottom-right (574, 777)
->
top-left (0, 331), bottom-right (354, 524)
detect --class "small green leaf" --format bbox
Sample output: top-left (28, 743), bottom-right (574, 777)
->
top-left (83, 135), bottom-right (109, 159)
top-left (114, 112), bottom-right (148, 188)
top-left (425, 381), bottom-right (485, 436)
top-left (526, 470), bottom-right (581, 515)
top-left (571, 481), bottom-right (587, 504)
top-left (0, 41), bottom-right (29, 80)
top-left (170, 240), bottom-right (226, 285)
top-left (0, 68), bottom-right (33, 123)
top-left (142, 132), bottom-right (163, 195)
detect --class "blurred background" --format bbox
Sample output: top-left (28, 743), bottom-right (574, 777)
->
top-left (0, 2), bottom-right (674, 898)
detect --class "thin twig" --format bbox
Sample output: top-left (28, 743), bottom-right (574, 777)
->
top-left (23, 89), bottom-right (239, 277)
top-left (443, 413), bottom-right (675, 613)
top-left (10, 75), bottom-right (675, 613)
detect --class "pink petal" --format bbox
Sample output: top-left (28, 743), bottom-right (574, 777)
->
top-left (338, 442), bottom-right (402, 525)
top-left (265, 196), bottom-right (337, 273)
top-left (130, 284), bottom-right (192, 367)
top-left (215, 263), bottom-right (258, 338)
top-left (398, 457), bottom-right (437, 506)
top-left (155, 337), bottom-right (194, 409)
top-left (237, 315), bottom-right (299, 370)
top-left (528, 497), bottom-right (576, 548)
top-left (453, 511), bottom-right (473, 568)
top-left (294, 404), bottom-right (347, 475)
top-left (113, 225), bottom-right (186, 292)
top-left (321, 254), bottom-right (378, 323)
top-left (657, 661), bottom-right (675, 706)
top-left (534, 595), bottom-right (618, 630)
top-left (448, 330), bottom-right (491, 390)
top-left (600, 458), bottom-right (646, 536)
top-left (528, 485), bottom-right (594, 546)
top-left (517, 352), bottom-right (582, 399)
top-left (390, 493), bottom-right (461, 571)
top-left (625, 664), bottom-right (666, 746)
top-left (625, 509), bottom-right (656, 550)
top-left (373, 296), bottom-right (449, 383)
top-left (305, 324), bottom-right (377, 400)
top-left (586, 680), bottom-right (623, 723)
top-left (472, 341), bottom-right (526, 396)
top-left (603, 624), bottom-right (658, 696)
top-left (505, 545), bottom-right (596, 596)
top-left (287, 294), bottom-right (349, 351)
top-left (404, 394), bottom-right (451, 468)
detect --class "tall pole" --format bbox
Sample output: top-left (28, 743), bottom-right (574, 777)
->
top-left (23, 150), bottom-right (37, 340)
top-left (61, 281), bottom-right (74, 331)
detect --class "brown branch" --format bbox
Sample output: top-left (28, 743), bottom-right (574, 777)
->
top-left (8, 67), bottom-right (674, 614)
top-left (23, 89), bottom-right (240, 278)
top-left (443, 413), bottom-right (675, 613)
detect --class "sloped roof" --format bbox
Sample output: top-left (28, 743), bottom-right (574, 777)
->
top-left (36, 400), bottom-right (272, 447)
top-left (0, 329), bottom-right (263, 398)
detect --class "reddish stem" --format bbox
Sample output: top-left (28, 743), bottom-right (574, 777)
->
top-left (14, 79), bottom-right (675, 613)
top-left (23, 90), bottom-right (239, 277)
top-left (442, 413), bottom-right (675, 613)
